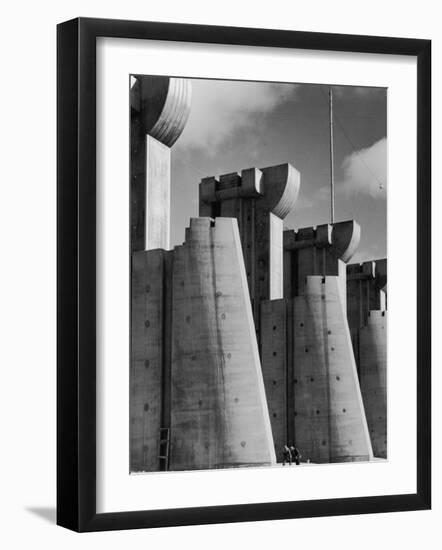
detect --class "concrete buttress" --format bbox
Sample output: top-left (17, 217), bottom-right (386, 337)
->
top-left (169, 218), bottom-right (276, 470)
top-left (260, 221), bottom-right (373, 462)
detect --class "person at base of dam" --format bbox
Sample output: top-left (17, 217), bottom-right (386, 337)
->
top-left (290, 445), bottom-right (302, 465)
top-left (282, 445), bottom-right (292, 466)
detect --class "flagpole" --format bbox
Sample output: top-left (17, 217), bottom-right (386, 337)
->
top-left (329, 87), bottom-right (335, 224)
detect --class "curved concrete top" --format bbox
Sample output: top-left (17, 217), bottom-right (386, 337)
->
top-left (131, 75), bottom-right (192, 147)
top-left (284, 220), bottom-right (361, 263)
top-left (259, 163), bottom-right (301, 219)
top-left (331, 220), bottom-right (361, 263)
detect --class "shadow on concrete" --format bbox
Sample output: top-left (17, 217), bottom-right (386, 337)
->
top-left (26, 506), bottom-right (56, 524)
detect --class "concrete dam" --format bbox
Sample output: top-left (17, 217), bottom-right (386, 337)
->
top-left (129, 75), bottom-right (387, 472)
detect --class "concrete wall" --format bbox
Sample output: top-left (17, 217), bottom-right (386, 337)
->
top-left (130, 217), bottom-right (276, 471)
top-left (130, 249), bottom-right (171, 472)
top-left (359, 311), bottom-right (387, 458)
top-left (260, 300), bottom-right (288, 461)
top-left (292, 277), bottom-right (373, 463)
top-left (169, 217), bottom-right (276, 470)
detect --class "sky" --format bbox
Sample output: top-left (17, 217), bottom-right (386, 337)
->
top-left (169, 78), bottom-right (387, 264)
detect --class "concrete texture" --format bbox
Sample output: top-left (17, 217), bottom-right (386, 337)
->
top-left (130, 75), bottom-right (191, 251)
top-left (347, 260), bottom-right (387, 458)
top-left (199, 164), bottom-right (300, 337)
top-left (347, 259), bottom-right (387, 370)
top-left (145, 136), bottom-right (171, 250)
top-left (292, 277), bottom-right (373, 463)
top-left (260, 299), bottom-right (288, 461)
top-left (359, 311), bottom-right (387, 458)
top-left (130, 217), bottom-right (276, 471)
top-left (169, 217), bottom-right (276, 470)
top-left (130, 248), bottom-right (171, 472)
top-left (259, 221), bottom-right (375, 463)
top-left (283, 221), bottom-right (361, 304)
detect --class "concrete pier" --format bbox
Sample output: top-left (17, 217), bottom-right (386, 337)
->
top-left (260, 221), bottom-right (373, 463)
top-left (199, 164), bottom-right (300, 334)
top-left (291, 276), bottom-right (373, 463)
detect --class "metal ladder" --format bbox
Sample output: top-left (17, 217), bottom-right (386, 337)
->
top-left (158, 428), bottom-right (170, 471)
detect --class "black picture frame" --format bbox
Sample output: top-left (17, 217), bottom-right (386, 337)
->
top-left (57, 17), bottom-right (431, 532)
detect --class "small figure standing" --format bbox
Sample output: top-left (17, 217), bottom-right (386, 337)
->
top-left (290, 445), bottom-right (301, 465)
top-left (282, 445), bottom-right (292, 466)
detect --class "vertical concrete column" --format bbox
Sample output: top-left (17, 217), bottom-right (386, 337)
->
top-left (130, 75), bottom-right (191, 252)
top-left (169, 217), bottom-right (276, 470)
top-left (260, 299), bottom-right (288, 461)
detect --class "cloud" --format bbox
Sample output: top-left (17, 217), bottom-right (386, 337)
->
top-left (340, 137), bottom-right (387, 198)
top-left (176, 79), bottom-right (297, 151)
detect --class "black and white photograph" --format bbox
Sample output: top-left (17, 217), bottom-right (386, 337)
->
top-left (129, 75), bottom-right (388, 473)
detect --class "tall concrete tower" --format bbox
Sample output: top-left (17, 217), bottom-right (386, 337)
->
top-left (199, 164), bottom-right (300, 336)
top-left (130, 75), bottom-right (192, 251)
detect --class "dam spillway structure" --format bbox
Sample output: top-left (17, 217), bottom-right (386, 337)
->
top-left (130, 74), bottom-right (384, 472)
